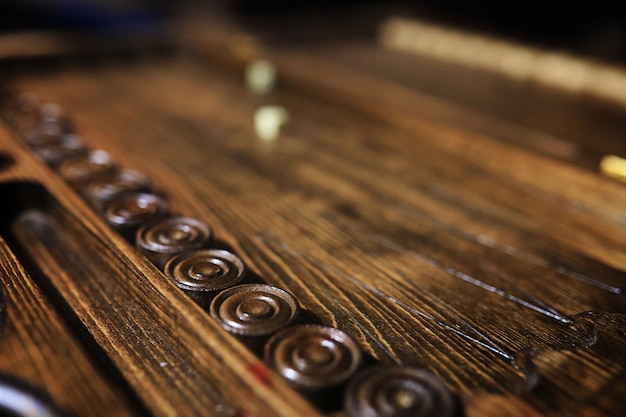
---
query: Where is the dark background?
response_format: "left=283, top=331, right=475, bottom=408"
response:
left=0, top=1, right=625, bottom=64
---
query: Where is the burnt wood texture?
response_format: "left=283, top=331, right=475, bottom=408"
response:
left=0, top=20, right=625, bottom=417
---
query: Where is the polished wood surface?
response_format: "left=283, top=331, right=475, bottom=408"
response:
left=1, top=21, right=625, bottom=416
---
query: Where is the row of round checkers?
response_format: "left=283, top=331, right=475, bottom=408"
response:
left=1, top=92, right=463, bottom=417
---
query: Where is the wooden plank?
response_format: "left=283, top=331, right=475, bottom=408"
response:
left=0, top=125, right=321, bottom=417
left=1, top=35, right=625, bottom=416
left=0, top=236, right=142, bottom=417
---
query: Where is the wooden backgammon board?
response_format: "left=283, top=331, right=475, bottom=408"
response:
left=0, top=15, right=625, bottom=417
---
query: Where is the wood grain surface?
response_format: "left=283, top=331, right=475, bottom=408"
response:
left=0, top=21, right=625, bottom=417
left=0, top=116, right=320, bottom=416
left=0, top=235, right=143, bottom=417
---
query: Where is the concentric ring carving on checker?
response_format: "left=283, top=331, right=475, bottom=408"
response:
left=58, top=149, right=116, bottom=187
left=344, top=366, right=459, bottom=417
left=136, top=216, right=213, bottom=269
left=104, top=192, right=170, bottom=240
left=23, top=117, right=72, bottom=147
left=210, top=283, right=300, bottom=338
left=30, top=133, right=87, bottom=166
left=165, top=249, right=246, bottom=308
left=264, top=324, right=362, bottom=391
left=84, top=168, right=151, bottom=209
left=2, top=93, right=465, bottom=416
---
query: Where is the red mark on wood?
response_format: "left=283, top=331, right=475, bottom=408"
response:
left=245, top=362, right=273, bottom=387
